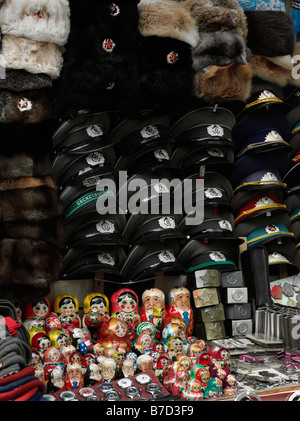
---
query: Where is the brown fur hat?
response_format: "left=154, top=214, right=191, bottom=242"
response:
left=249, top=54, right=296, bottom=87
left=0, top=153, right=52, bottom=179
left=0, top=186, right=63, bottom=223
left=138, top=0, right=200, bottom=47
left=0, top=238, right=63, bottom=304
left=194, top=62, right=253, bottom=104
left=0, top=89, right=52, bottom=124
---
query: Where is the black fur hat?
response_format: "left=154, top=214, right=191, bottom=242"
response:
left=245, top=10, right=295, bottom=57
left=137, top=35, right=194, bottom=111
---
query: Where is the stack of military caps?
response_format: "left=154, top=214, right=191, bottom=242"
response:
left=169, top=106, right=236, bottom=178
left=53, top=0, right=140, bottom=118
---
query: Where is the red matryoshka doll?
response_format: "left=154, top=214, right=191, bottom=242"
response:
left=172, top=369, right=190, bottom=397
left=23, top=298, right=50, bottom=330
left=135, top=333, right=154, bottom=353
left=196, top=352, right=212, bottom=367
left=181, top=379, right=203, bottom=401
left=177, top=355, right=192, bottom=371
left=163, top=361, right=185, bottom=392
left=153, top=341, right=166, bottom=355
left=82, top=353, right=96, bottom=373
left=44, top=313, right=62, bottom=334
left=166, top=286, right=194, bottom=336
left=203, top=377, right=223, bottom=399
left=43, top=347, right=64, bottom=372
left=99, top=317, right=131, bottom=353
left=209, top=363, right=227, bottom=381
left=29, top=328, right=51, bottom=359
left=154, top=353, right=171, bottom=382
left=53, top=294, right=81, bottom=330
left=110, top=288, right=140, bottom=340
left=209, top=346, right=230, bottom=371
left=191, top=364, right=210, bottom=390
left=223, top=374, right=237, bottom=396
left=187, top=342, right=205, bottom=360
left=167, top=335, right=185, bottom=361
left=82, top=292, right=110, bottom=330
left=69, top=350, right=82, bottom=365
left=49, top=329, right=69, bottom=350
left=65, top=362, right=84, bottom=390
left=93, top=342, right=105, bottom=358
left=140, top=288, right=166, bottom=338
left=29, top=349, right=42, bottom=368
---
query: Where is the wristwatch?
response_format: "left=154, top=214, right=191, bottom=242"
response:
left=86, top=395, right=102, bottom=401
left=43, top=394, right=56, bottom=401
left=79, top=387, right=95, bottom=399
left=145, top=382, right=167, bottom=399
left=105, top=390, right=121, bottom=401
left=60, top=391, right=77, bottom=401
left=98, top=383, right=115, bottom=394
left=125, top=386, right=141, bottom=400
left=135, top=373, right=152, bottom=385
left=117, top=378, right=134, bottom=389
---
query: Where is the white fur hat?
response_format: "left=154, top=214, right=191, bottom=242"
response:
left=0, top=35, right=64, bottom=79
left=0, top=0, right=70, bottom=46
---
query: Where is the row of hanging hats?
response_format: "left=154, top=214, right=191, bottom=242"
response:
left=0, top=0, right=71, bottom=304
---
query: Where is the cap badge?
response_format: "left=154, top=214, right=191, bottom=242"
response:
left=207, top=125, right=224, bottom=137
left=255, top=197, right=275, bottom=207
left=269, top=252, right=289, bottom=264
left=209, top=252, right=226, bottom=262
left=109, top=3, right=120, bottom=16
left=98, top=252, right=115, bottom=266
left=158, top=217, right=176, bottom=230
left=258, top=90, right=275, bottom=100
left=260, top=172, right=278, bottom=182
left=219, top=220, right=232, bottom=231
left=17, top=97, right=32, bottom=112
left=86, top=125, right=103, bottom=138
left=96, top=221, right=115, bottom=233
left=265, top=130, right=283, bottom=142
left=167, top=51, right=179, bottom=64
left=102, top=38, right=116, bottom=53
left=207, top=148, right=224, bottom=157
left=82, top=176, right=101, bottom=188
left=205, top=188, right=222, bottom=199
left=265, top=224, right=280, bottom=234
left=140, top=125, right=159, bottom=139
left=158, top=250, right=176, bottom=263
left=154, top=149, right=170, bottom=160
left=86, top=152, right=105, bottom=166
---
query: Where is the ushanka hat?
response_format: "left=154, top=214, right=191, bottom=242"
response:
left=0, top=69, right=52, bottom=92
left=0, top=35, right=64, bottom=79
left=0, top=0, right=71, bottom=46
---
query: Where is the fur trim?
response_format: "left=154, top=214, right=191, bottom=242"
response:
left=0, top=238, right=62, bottom=304
left=0, top=153, right=52, bottom=179
left=245, top=10, right=295, bottom=57
left=194, top=62, right=253, bottom=104
left=186, top=0, right=248, bottom=37
left=2, top=218, right=65, bottom=249
left=138, top=35, right=193, bottom=109
left=0, top=175, right=55, bottom=191
left=0, top=89, right=52, bottom=124
left=0, top=35, right=64, bottom=79
left=250, top=54, right=294, bottom=87
left=192, top=31, right=251, bottom=71
left=0, top=186, right=63, bottom=223
left=138, top=0, right=200, bottom=47
left=0, top=69, right=52, bottom=91
left=0, top=0, right=70, bottom=46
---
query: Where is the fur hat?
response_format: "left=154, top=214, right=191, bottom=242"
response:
left=194, top=62, right=253, bottom=104
left=0, top=89, right=52, bottom=124
left=0, top=238, right=62, bottom=304
left=138, top=0, right=200, bottom=47
left=192, top=31, right=251, bottom=71
left=138, top=35, right=194, bottom=110
left=0, top=0, right=71, bottom=46
left=0, top=153, right=52, bottom=179
left=53, top=21, right=140, bottom=116
left=0, top=69, right=52, bottom=91
left=186, top=0, right=248, bottom=37
left=245, top=10, right=295, bottom=57
left=0, top=186, right=63, bottom=223
left=0, top=35, right=64, bottom=79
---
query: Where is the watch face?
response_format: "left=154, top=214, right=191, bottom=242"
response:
left=105, top=391, right=121, bottom=401
left=99, top=383, right=115, bottom=394
left=125, top=386, right=141, bottom=399
left=145, top=383, right=161, bottom=394
left=60, top=391, right=76, bottom=401
left=117, top=378, right=134, bottom=389
left=135, top=373, right=152, bottom=385
left=86, top=395, right=102, bottom=401
left=79, top=387, right=94, bottom=398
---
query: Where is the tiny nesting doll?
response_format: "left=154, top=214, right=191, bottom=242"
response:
left=99, top=317, right=131, bottom=354
left=82, top=293, right=110, bottom=341
left=65, top=362, right=84, bottom=390
left=181, top=379, right=203, bottom=401
left=53, top=294, right=81, bottom=330
left=110, top=288, right=140, bottom=340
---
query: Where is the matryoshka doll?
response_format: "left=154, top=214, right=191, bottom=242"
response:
left=29, top=328, right=51, bottom=360
left=101, top=358, right=117, bottom=382
left=65, top=362, right=84, bottom=390
left=135, top=321, right=157, bottom=344
left=49, top=329, right=69, bottom=350
left=136, top=354, right=153, bottom=373
left=165, top=286, right=194, bottom=336
left=140, top=287, right=166, bottom=339
left=82, top=293, right=110, bottom=339
left=98, top=317, right=131, bottom=354
left=203, top=377, right=223, bottom=399
left=23, top=298, right=50, bottom=330
left=163, top=361, right=184, bottom=393
left=154, top=353, right=171, bottom=383
left=135, top=333, right=153, bottom=353
left=122, top=359, right=136, bottom=378
left=181, top=379, right=203, bottom=401
left=209, top=363, right=227, bottom=381
left=46, top=367, right=65, bottom=394
left=191, top=364, right=210, bottom=391
left=43, top=347, right=65, bottom=372
left=209, top=346, right=230, bottom=372
left=177, top=355, right=192, bottom=372
left=110, top=288, right=140, bottom=341
left=223, top=374, right=237, bottom=396
left=112, top=351, right=125, bottom=379
left=167, top=335, right=185, bottom=361
left=84, top=363, right=102, bottom=387
left=172, top=369, right=190, bottom=397
left=44, top=313, right=62, bottom=334
left=69, top=350, right=82, bottom=366
left=82, top=353, right=96, bottom=373
left=53, top=294, right=81, bottom=330
left=61, top=345, right=76, bottom=366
